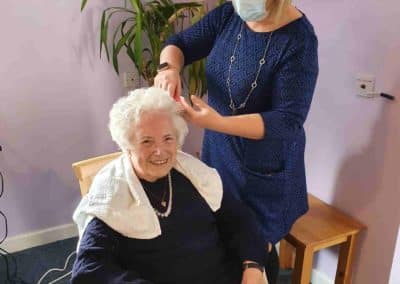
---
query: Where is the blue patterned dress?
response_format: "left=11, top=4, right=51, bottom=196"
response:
left=166, top=3, right=319, bottom=244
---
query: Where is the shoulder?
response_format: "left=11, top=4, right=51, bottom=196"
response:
left=80, top=217, right=122, bottom=248
left=208, top=2, right=235, bottom=18
left=176, top=151, right=220, bottom=177
left=88, top=155, right=128, bottom=198
left=281, top=15, right=318, bottom=47
left=94, top=155, right=125, bottom=179
left=91, top=155, right=125, bottom=185
left=204, top=2, right=236, bottom=31
left=175, top=151, right=223, bottom=211
left=85, top=217, right=117, bottom=236
left=274, top=15, right=318, bottom=65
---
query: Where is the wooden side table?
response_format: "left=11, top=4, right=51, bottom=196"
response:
left=279, top=194, right=366, bottom=284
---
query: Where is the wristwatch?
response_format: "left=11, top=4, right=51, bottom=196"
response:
left=242, top=262, right=264, bottom=273
left=157, top=62, right=170, bottom=72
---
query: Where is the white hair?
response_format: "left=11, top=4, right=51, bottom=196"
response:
left=109, top=87, right=188, bottom=151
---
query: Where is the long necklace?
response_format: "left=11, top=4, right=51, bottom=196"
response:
left=144, top=172, right=173, bottom=218
left=144, top=176, right=169, bottom=208
left=226, top=23, right=273, bottom=115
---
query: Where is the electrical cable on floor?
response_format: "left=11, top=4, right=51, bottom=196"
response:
left=48, top=270, right=72, bottom=284
left=36, top=250, right=76, bottom=284
left=0, top=146, right=76, bottom=284
left=0, top=150, right=30, bottom=284
left=0, top=247, right=30, bottom=284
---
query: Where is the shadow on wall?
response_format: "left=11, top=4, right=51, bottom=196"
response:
left=331, top=101, right=399, bottom=284
left=0, top=143, right=80, bottom=236
left=73, top=0, right=144, bottom=80
left=72, top=3, right=97, bottom=70
left=183, top=124, right=204, bottom=158
left=73, top=0, right=117, bottom=70
left=182, top=95, right=208, bottom=157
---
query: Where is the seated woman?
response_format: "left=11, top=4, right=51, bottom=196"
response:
left=71, top=87, right=268, bottom=284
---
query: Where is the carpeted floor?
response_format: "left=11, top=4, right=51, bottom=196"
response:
left=0, top=237, right=293, bottom=284
left=0, top=237, right=78, bottom=284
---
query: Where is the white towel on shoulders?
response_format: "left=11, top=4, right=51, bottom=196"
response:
left=73, top=151, right=223, bottom=242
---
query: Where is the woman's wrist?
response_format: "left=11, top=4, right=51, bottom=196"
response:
left=242, top=261, right=264, bottom=273
left=157, top=62, right=181, bottom=74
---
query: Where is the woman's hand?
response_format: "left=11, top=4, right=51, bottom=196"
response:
left=154, top=68, right=182, bottom=101
left=179, top=95, right=265, bottom=140
left=241, top=267, right=266, bottom=284
left=178, top=95, right=223, bottom=129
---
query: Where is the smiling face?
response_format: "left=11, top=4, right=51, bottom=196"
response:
left=128, top=111, right=178, bottom=182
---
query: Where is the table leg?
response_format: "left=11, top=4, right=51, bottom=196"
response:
left=279, top=239, right=295, bottom=269
left=335, top=234, right=357, bottom=284
left=292, top=245, right=314, bottom=284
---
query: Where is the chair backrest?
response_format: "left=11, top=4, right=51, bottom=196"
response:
left=72, top=152, right=122, bottom=196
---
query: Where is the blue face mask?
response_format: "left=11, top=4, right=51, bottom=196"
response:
left=232, top=0, right=268, bottom=22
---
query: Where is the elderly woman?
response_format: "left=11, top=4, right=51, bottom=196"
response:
left=71, top=87, right=268, bottom=284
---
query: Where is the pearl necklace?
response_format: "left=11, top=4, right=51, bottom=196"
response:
left=226, top=23, right=273, bottom=115
left=144, top=177, right=169, bottom=207
left=151, top=172, right=173, bottom=218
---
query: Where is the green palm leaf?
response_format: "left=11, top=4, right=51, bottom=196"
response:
left=82, top=0, right=213, bottom=96
left=112, top=20, right=135, bottom=74
left=81, top=0, right=87, bottom=11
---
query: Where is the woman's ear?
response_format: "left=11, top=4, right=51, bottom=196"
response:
left=126, top=149, right=133, bottom=157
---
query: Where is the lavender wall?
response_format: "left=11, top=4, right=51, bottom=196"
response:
left=0, top=0, right=125, bottom=236
left=295, top=1, right=400, bottom=283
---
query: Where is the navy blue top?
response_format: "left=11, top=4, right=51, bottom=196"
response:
left=71, top=169, right=265, bottom=284
left=165, top=3, right=319, bottom=243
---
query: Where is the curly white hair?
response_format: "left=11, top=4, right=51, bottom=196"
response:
left=108, top=87, right=188, bottom=151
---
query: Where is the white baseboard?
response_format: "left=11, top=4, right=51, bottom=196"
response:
left=1, top=223, right=78, bottom=253
left=311, top=269, right=334, bottom=284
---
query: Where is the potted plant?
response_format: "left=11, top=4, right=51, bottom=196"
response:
left=81, top=0, right=214, bottom=97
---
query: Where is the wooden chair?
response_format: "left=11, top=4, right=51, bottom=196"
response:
left=279, top=194, right=366, bottom=284
left=72, top=152, right=122, bottom=196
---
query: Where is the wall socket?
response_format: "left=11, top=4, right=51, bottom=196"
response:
left=356, top=74, right=375, bottom=95
left=123, top=72, right=137, bottom=89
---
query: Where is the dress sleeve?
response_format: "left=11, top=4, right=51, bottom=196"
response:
left=260, top=32, right=319, bottom=140
left=164, top=3, right=234, bottom=66
left=71, top=218, right=153, bottom=284
left=214, top=190, right=265, bottom=265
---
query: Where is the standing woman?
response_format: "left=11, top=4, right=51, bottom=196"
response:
left=154, top=1, right=318, bottom=283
